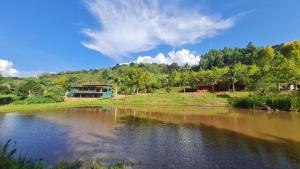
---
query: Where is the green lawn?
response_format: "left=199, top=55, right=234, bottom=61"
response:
left=0, top=91, right=249, bottom=113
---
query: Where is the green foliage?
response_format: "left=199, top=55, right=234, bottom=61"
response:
left=228, top=95, right=265, bottom=108
left=122, top=66, right=157, bottom=93
left=0, top=139, right=44, bottom=169
left=229, top=94, right=300, bottom=112
left=0, top=95, right=20, bottom=105
left=265, top=95, right=291, bottom=111
left=169, top=70, right=181, bottom=86
left=0, top=40, right=300, bottom=109
left=53, top=75, right=72, bottom=90
left=280, top=40, right=300, bottom=64
left=43, top=85, right=65, bottom=102
left=0, top=82, right=11, bottom=94
left=13, top=96, right=61, bottom=105
left=291, top=96, right=300, bottom=112
left=165, top=87, right=171, bottom=93
left=17, top=79, right=44, bottom=98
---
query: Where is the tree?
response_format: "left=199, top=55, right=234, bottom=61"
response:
left=245, top=42, right=257, bottom=64
left=212, top=67, right=229, bottom=91
left=102, top=70, right=110, bottom=83
left=244, top=64, right=259, bottom=90
left=18, top=79, right=44, bottom=98
left=256, top=47, right=275, bottom=93
left=123, top=67, right=139, bottom=93
left=137, top=71, right=152, bottom=93
left=0, top=82, right=11, bottom=94
left=123, top=67, right=154, bottom=94
left=229, top=63, right=247, bottom=92
left=113, top=77, right=121, bottom=97
left=53, top=75, right=71, bottom=90
left=280, top=41, right=300, bottom=65
left=180, top=71, right=192, bottom=93
left=167, top=63, right=180, bottom=72
left=280, top=41, right=300, bottom=89
left=198, top=69, right=215, bottom=91
left=169, top=70, right=181, bottom=86
left=43, top=85, right=65, bottom=101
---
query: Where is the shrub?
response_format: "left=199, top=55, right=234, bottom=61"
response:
left=228, top=94, right=265, bottom=108
left=165, top=87, right=171, bottom=93
left=0, top=95, right=19, bottom=105
left=13, top=96, right=61, bottom=105
left=43, top=85, right=65, bottom=102
left=291, top=96, right=300, bottom=112
left=265, top=95, right=291, bottom=111
left=229, top=94, right=300, bottom=112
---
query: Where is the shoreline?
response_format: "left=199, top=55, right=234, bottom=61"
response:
left=0, top=92, right=230, bottom=113
left=1, top=92, right=297, bottom=114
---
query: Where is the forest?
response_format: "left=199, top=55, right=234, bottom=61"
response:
left=0, top=40, right=300, bottom=111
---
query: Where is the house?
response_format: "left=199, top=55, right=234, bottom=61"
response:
left=69, top=84, right=113, bottom=99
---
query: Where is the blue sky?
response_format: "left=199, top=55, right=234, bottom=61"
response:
left=0, top=0, right=299, bottom=77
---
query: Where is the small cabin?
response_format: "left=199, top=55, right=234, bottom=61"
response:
left=69, top=84, right=113, bottom=99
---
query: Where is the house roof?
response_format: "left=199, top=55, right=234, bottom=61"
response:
left=71, top=84, right=112, bottom=88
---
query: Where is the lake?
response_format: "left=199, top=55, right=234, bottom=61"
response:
left=0, top=106, right=300, bottom=169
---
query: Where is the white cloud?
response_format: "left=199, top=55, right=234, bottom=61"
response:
left=0, top=59, right=19, bottom=77
left=82, top=0, right=233, bottom=61
left=134, top=49, right=200, bottom=66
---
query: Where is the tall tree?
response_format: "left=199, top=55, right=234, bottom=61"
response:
left=169, top=70, right=181, bottom=86
left=256, top=47, right=275, bottom=93
left=280, top=40, right=300, bottom=64
left=212, top=67, right=229, bottom=91
left=18, top=79, right=44, bottom=98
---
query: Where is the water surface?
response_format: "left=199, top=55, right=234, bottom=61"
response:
left=0, top=106, right=300, bottom=169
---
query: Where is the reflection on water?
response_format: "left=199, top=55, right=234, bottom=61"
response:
left=0, top=106, right=300, bottom=169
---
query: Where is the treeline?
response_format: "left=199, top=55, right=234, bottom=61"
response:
left=196, top=41, right=300, bottom=93
left=0, top=40, right=299, bottom=105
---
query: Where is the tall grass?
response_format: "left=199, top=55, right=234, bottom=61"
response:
left=229, top=94, right=300, bottom=112
left=0, top=140, right=125, bottom=169
left=291, top=96, right=300, bottom=112
left=0, top=139, right=44, bottom=169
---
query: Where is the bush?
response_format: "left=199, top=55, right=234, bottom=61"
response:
left=165, top=87, right=171, bottom=93
left=229, top=94, right=300, bottom=112
left=43, top=85, right=65, bottom=102
left=0, top=95, right=19, bottom=105
left=13, top=96, right=61, bottom=105
left=265, top=95, right=291, bottom=111
left=228, top=94, right=265, bottom=108
left=291, top=96, right=300, bottom=112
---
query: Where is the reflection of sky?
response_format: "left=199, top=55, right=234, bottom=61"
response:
left=0, top=113, right=71, bottom=164
left=0, top=107, right=300, bottom=168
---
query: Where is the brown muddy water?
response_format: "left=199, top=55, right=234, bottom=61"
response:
left=0, top=106, right=300, bottom=169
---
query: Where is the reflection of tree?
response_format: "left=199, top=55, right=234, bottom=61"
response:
left=5, top=106, right=299, bottom=168
left=199, top=125, right=300, bottom=169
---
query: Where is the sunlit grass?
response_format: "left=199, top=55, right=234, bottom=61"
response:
left=0, top=89, right=249, bottom=113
